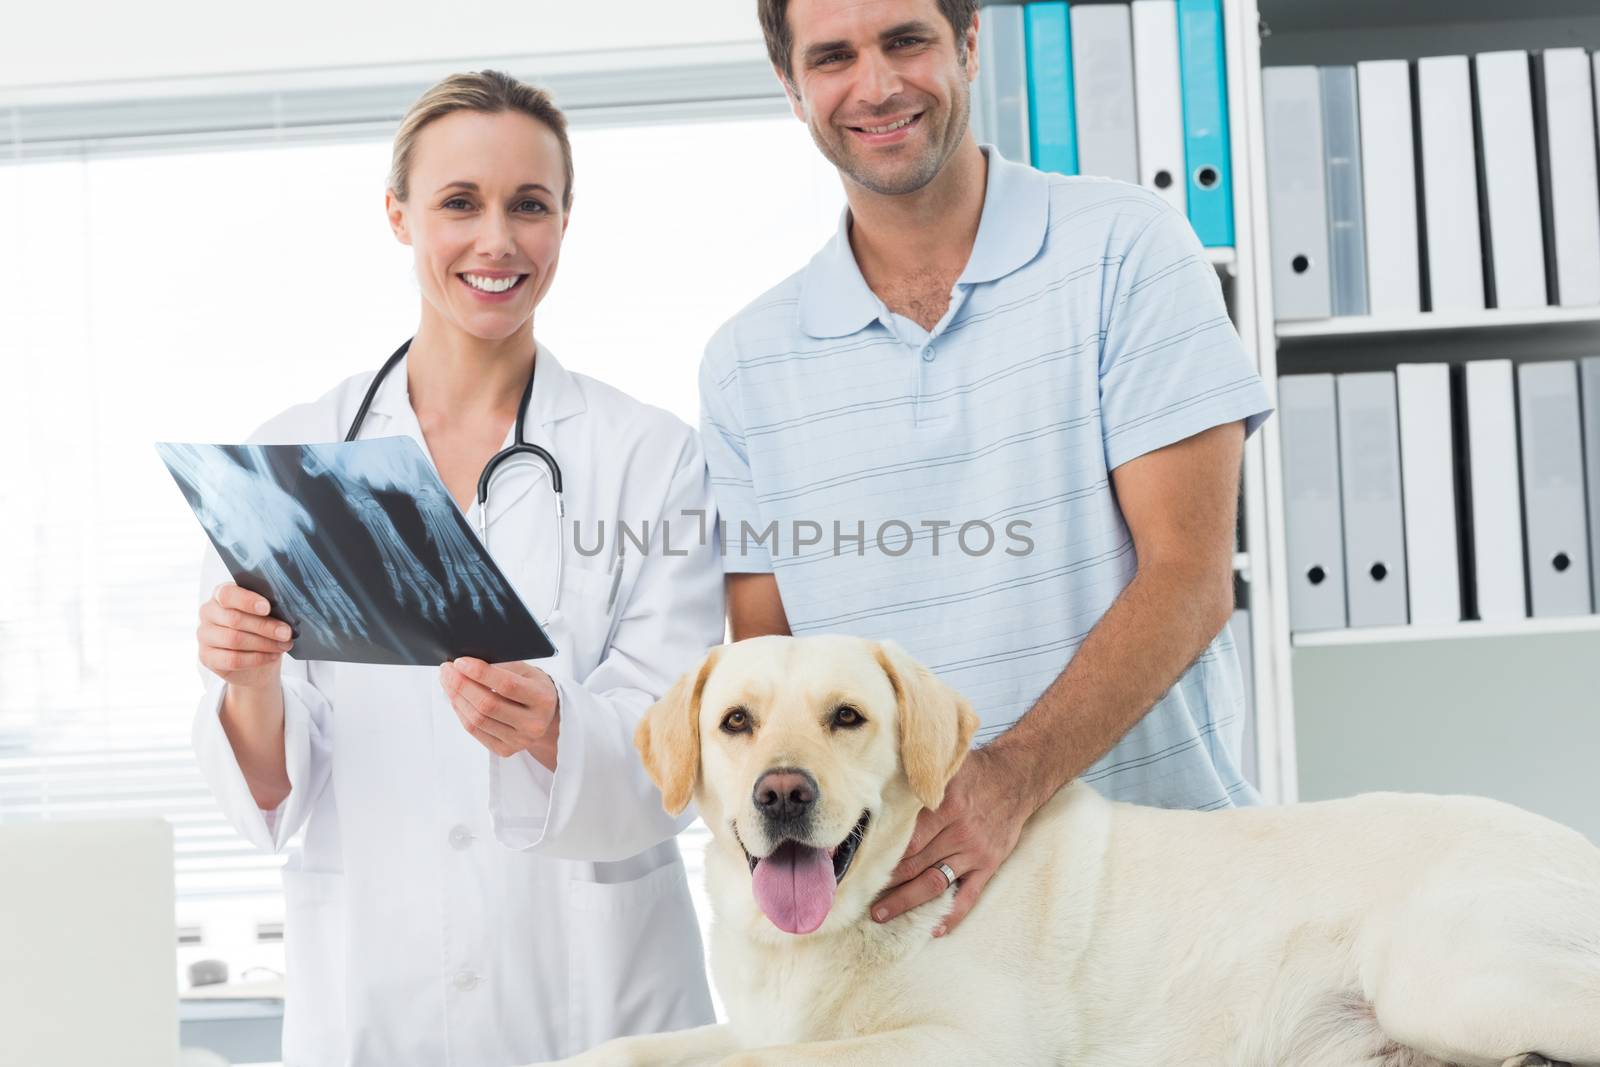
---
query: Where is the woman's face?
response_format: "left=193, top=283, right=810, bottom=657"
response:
left=387, top=109, right=569, bottom=342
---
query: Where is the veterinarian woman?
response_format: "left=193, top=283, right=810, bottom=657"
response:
left=189, top=71, right=718, bottom=1066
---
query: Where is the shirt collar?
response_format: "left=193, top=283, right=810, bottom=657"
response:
left=796, top=146, right=1052, bottom=339
left=359, top=340, right=583, bottom=528
left=366, top=340, right=586, bottom=430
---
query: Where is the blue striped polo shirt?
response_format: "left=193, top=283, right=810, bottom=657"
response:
left=698, top=148, right=1274, bottom=810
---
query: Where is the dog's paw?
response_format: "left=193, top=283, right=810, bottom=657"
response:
left=1500, top=1056, right=1573, bottom=1067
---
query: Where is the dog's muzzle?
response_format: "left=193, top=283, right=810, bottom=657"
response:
left=752, top=767, right=817, bottom=836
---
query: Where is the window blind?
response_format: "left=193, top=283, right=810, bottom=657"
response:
left=0, top=102, right=842, bottom=966
left=1, top=45, right=786, bottom=163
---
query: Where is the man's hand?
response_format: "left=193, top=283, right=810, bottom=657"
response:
left=870, top=746, right=1039, bottom=937
left=439, top=658, right=560, bottom=769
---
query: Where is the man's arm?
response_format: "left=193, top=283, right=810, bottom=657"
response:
left=873, top=419, right=1244, bottom=932
left=983, top=418, right=1242, bottom=809
left=727, top=573, right=792, bottom=641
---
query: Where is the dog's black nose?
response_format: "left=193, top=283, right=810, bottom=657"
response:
left=753, top=768, right=817, bottom=825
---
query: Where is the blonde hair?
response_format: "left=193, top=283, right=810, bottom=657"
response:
left=387, top=69, right=573, bottom=210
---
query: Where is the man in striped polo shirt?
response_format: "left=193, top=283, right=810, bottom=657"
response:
left=699, top=0, right=1273, bottom=935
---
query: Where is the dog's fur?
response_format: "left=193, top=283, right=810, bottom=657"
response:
left=545, top=635, right=1600, bottom=1066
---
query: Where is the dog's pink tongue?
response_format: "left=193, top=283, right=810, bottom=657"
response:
left=752, top=841, right=836, bottom=934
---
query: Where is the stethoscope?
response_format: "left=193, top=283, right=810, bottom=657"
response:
left=345, top=338, right=569, bottom=618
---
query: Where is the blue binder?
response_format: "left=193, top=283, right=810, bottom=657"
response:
left=1025, top=1, right=1077, bottom=174
left=1176, top=0, right=1234, bottom=246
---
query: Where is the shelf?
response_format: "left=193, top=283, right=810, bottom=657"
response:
left=1205, top=247, right=1237, bottom=277
left=1292, top=614, right=1600, bottom=648
left=1259, top=0, right=1599, bottom=34
left=1274, top=304, right=1600, bottom=343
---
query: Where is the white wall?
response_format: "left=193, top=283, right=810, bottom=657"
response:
left=1293, top=633, right=1600, bottom=843
left=2, top=0, right=765, bottom=92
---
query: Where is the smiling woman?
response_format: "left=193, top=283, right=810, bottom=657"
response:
left=382, top=75, right=574, bottom=427
left=5, top=34, right=894, bottom=1065
left=185, top=69, right=732, bottom=1066
left=0, top=104, right=843, bottom=1036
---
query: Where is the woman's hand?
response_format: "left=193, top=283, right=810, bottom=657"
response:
left=440, top=659, right=561, bottom=769
left=198, top=583, right=294, bottom=691
left=201, top=583, right=294, bottom=809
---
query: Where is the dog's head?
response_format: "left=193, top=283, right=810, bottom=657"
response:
left=635, top=635, right=978, bottom=939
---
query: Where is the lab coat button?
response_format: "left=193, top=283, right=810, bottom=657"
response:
left=448, top=825, right=473, bottom=850
left=921, top=346, right=935, bottom=362
left=453, top=971, right=480, bottom=992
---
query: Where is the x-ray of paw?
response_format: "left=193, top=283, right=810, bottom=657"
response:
left=157, top=438, right=555, bottom=666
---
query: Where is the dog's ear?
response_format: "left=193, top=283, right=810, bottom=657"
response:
left=635, top=646, right=721, bottom=816
left=874, top=640, right=978, bottom=811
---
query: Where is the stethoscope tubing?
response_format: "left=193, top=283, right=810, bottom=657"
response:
left=345, top=337, right=567, bottom=619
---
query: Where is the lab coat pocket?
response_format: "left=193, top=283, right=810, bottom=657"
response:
left=544, top=565, right=618, bottom=683
left=281, top=866, right=348, bottom=1066
left=564, top=858, right=713, bottom=1056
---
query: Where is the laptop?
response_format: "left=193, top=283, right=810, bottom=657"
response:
left=0, top=818, right=177, bottom=1066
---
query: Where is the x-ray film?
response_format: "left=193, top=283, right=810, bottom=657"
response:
left=158, top=437, right=556, bottom=666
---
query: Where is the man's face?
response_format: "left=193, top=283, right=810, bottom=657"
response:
left=782, top=0, right=978, bottom=197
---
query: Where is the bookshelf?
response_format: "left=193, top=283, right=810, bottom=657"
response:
left=1293, top=614, right=1600, bottom=647
left=974, top=0, right=1282, bottom=801
left=1206, top=246, right=1239, bottom=273
left=974, top=1, right=1599, bottom=824
left=1244, top=0, right=1600, bottom=837
left=1275, top=304, right=1600, bottom=341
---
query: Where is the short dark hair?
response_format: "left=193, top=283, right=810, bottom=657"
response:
left=757, top=0, right=980, bottom=87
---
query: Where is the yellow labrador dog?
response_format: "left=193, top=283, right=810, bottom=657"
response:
left=545, top=635, right=1600, bottom=1067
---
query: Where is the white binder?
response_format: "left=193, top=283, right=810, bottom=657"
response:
left=1462, top=360, right=1527, bottom=621
left=1337, top=372, right=1410, bottom=627
left=1071, top=2, right=1139, bottom=182
left=1322, top=66, right=1369, bottom=317
left=970, top=63, right=992, bottom=148
left=1263, top=66, right=1331, bottom=321
left=1516, top=361, right=1594, bottom=616
left=1280, top=374, right=1347, bottom=631
left=1358, top=60, right=1422, bottom=317
left=1582, top=356, right=1600, bottom=612
left=1228, top=606, right=1256, bottom=787
left=1132, top=0, right=1186, bottom=213
left=1396, top=363, right=1462, bottom=624
left=1417, top=56, right=1486, bottom=312
left=1474, top=51, right=1549, bottom=309
left=979, top=4, right=1030, bottom=164
left=1534, top=49, right=1600, bottom=307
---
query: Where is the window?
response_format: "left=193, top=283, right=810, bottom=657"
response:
left=0, top=114, right=842, bottom=986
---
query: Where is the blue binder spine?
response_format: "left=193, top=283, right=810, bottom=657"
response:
left=1025, top=1, right=1077, bottom=174
left=1176, top=0, right=1234, bottom=246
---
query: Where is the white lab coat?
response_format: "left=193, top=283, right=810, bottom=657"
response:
left=191, top=344, right=721, bottom=1066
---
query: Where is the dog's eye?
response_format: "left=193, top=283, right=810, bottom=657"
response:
left=831, top=705, right=865, bottom=729
left=720, top=708, right=752, bottom=734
